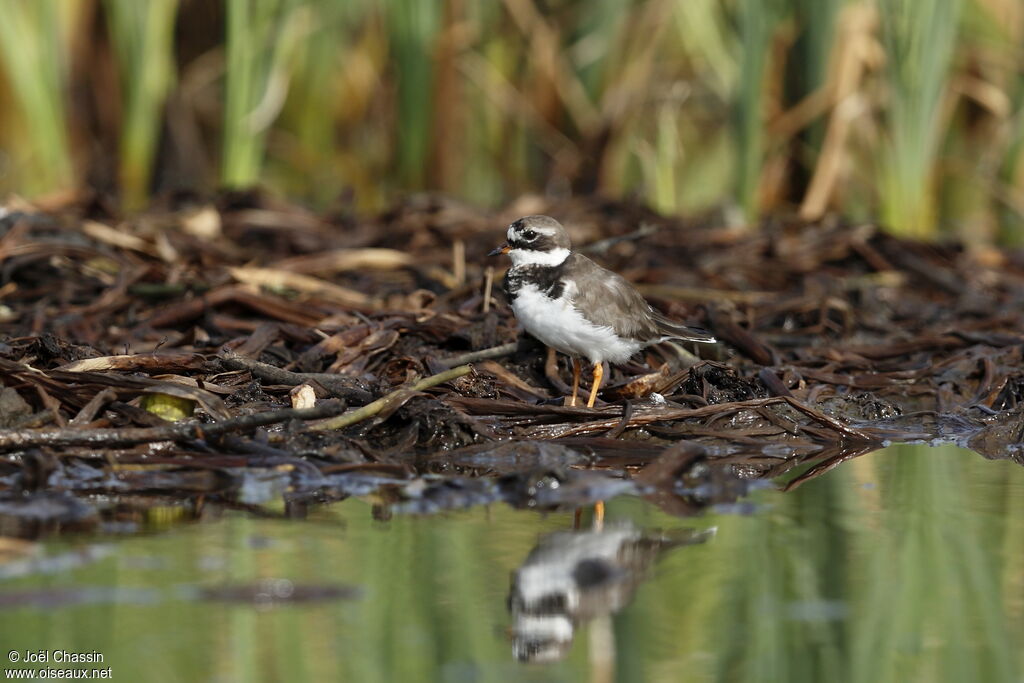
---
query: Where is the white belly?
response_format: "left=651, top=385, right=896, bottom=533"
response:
left=511, top=283, right=642, bottom=364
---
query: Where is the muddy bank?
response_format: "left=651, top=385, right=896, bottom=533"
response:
left=0, top=192, right=1022, bottom=535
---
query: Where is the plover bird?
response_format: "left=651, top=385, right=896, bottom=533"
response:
left=491, top=215, right=715, bottom=407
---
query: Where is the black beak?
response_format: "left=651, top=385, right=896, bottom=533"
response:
left=489, top=243, right=511, bottom=256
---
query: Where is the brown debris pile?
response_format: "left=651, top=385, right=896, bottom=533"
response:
left=1, top=192, right=1022, bottom=533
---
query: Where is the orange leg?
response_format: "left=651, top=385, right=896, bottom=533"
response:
left=588, top=363, right=607, bottom=525
left=565, top=363, right=606, bottom=528
left=586, top=361, right=604, bottom=408
left=569, top=358, right=581, bottom=407
left=574, top=503, right=604, bottom=530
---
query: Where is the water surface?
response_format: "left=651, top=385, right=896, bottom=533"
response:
left=1, top=443, right=1022, bottom=682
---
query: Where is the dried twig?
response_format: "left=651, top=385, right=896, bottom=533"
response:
left=312, top=365, right=473, bottom=431
left=456, top=395, right=877, bottom=442
left=220, top=354, right=373, bottom=404
left=0, top=402, right=348, bottom=452
left=70, top=389, right=118, bottom=426
left=482, top=266, right=495, bottom=314
left=438, top=341, right=519, bottom=368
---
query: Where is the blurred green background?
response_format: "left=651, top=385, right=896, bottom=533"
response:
left=0, top=0, right=1022, bottom=243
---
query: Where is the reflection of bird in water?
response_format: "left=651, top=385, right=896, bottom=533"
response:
left=508, top=522, right=715, bottom=663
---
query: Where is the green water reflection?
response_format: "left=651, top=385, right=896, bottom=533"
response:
left=1, top=443, right=1022, bottom=682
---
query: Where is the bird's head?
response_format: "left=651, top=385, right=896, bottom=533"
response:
left=490, top=215, right=572, bottom=267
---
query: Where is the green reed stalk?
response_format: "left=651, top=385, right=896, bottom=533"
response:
left=734, top=0, right=785, bottom=220
left=224, top=0, right=260, bottom=187
left=998, top=84, right=1024, bottom=246
left=668, top=0, right=738, bottom=215
left=388, top=0, right=441, bottom=189
left=572, top=0, right=634, bottom=100
left=652, top=104, right=681, bottom=214
left=878, top=0, right=963, bottom=238
left=787, top=0, right=844, bottom=154
left=0, top=0, right=72, bottom=196
left=223, top=0, right=308, bottom=188
left=276, top=2, right=362, bottom=204
left=105, top=0, right=178, bottom=210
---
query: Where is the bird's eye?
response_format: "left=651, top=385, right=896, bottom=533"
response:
left=522, top=229, right=537, bottom=240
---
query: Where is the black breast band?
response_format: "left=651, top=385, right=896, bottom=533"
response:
left=505, top=263, right=566, bottom=301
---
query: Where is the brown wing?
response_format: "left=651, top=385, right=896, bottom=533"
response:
left=567, top=253, right=716, bottom=343
left=566, top=253, right=662, bottom=342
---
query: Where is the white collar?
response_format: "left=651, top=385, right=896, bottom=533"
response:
left=509, top=247, right=570, bottom=267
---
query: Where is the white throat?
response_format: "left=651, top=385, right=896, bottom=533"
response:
left=509, top=247, right=570, bottom=267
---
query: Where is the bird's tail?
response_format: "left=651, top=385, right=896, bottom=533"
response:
left=652, top=312, right=716, bottom=343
